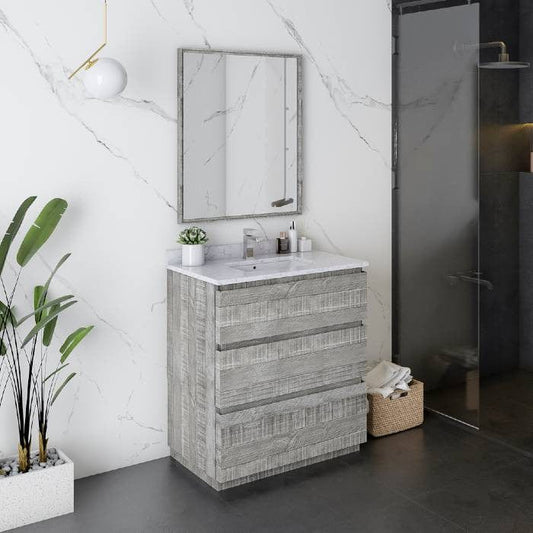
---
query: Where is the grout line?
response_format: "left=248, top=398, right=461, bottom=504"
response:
left=431, top=411, right=533, bottom=460
left=386, top=487, right=468, bottom=531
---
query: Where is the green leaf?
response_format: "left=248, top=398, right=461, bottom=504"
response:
left=0, top=301, right=9, bottom=329
left=51, top=372, right=76, bottom=406
left=0, top=301, right=16, bottom=329
left=44, top=363, right=69, bottom=383
left=34, top=286, right=45, bottom=323
left=36, top=253, right=71, bottom=310
left=43, top=304, right=59, bottom=347
left=21, top=301, right=77, bottom=348
left=60, top=326, right=94, bottom=363
left=16, top=198, right=68, bottom=267
left=0, top=196, right=36, bottom=277
left=178, top=226, right=208, bottom=245
left=0, top=339, right=6, bottom=356
left=18, top=295, right=74, bottom=327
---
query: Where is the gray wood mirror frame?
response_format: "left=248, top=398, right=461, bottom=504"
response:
left=178, top=49, right=303, bottom=223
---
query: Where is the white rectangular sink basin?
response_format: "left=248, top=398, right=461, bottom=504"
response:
left=226, top=256, right=312, bottom=274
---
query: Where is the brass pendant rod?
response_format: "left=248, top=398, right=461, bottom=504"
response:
left=68, top=0, right=108, bottom=80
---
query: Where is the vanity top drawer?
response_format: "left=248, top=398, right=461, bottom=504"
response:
left=216, top=326, right=367, bottom=412
left=216, top=272, right=367, bottom=306
left=215, top=273, right=367, bottom=350
left=215, top=382, right=368, bottom=484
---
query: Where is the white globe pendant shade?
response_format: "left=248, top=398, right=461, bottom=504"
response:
left=82, top=57, right=127, bottom=99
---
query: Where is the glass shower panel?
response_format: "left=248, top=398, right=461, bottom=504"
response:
left=395, top=3, right=480, bottom=427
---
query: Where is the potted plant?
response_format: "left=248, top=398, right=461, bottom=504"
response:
left=178, top=226, right=208, bottom=267
left=0, top=197, right=94, bottom=531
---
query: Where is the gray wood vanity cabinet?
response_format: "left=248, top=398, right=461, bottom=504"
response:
left=167, top=268, right=368, bottom=490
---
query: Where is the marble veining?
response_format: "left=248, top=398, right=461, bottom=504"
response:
left=0, top=0, right=390, bottom=479
left=267, top=0, right=391, bottom=167
left=0, top=8, right=177, bottom=214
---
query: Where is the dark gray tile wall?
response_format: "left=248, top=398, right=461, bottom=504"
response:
left=479, top=0, right=533, bottom=378
left=480, top=172, right=519, bottom=376
left=520, top=0, right=533, bottom=124
left=480, top=0, right=529, bottom=173
left=519, top=172, right=533, bottom=370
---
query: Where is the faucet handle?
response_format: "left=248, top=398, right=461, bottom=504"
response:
left=243, top=228, right=258, bottom=236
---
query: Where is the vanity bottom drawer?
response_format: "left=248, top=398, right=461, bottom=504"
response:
left=215, top=383, right=367, bottom=484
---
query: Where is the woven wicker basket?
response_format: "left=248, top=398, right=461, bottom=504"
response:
left=367, top=380, right=424, bottom=437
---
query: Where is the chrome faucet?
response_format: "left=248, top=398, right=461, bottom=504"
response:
left=243, top=228, right=261, bottom=259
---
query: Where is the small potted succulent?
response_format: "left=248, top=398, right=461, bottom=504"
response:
left=178, top=226, right=208, bottom=267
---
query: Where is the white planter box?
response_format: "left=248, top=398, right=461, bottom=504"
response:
left=0, top=449, right=74, bottom=532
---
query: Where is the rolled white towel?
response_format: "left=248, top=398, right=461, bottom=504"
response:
left=365, top=361, right=412, bottom=399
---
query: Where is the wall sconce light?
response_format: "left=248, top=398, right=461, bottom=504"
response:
left=69, top=0, right=127, bottom=99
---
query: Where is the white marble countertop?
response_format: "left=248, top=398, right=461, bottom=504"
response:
left=167, top=251, right=369, bottom=286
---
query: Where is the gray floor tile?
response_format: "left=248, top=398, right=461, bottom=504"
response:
left=414, top=479, right=533, bottom=532
left=332, top=500, right=465, bottom=533
left=12, top=413, right=533, bottom=533
left=480, top=370, right=533, bottom=454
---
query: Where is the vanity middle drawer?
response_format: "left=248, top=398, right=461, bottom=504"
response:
left=216, top=326, right=366, bottom=411
left=215, top=272, right=367, bottom=350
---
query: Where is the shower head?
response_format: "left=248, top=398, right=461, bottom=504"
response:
left=479, top=58, right=530, bottom=70
left=478, top=46, right=530, bottom=70
left=271, top=197, right=294, bottom=208
left=456, top=41, right=530, bottom=70
left=479, top=61, right=530, bottom=69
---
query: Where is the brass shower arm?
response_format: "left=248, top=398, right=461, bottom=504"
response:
left=478, top=41, right=507, bottom=54
left=68, top=0, right=108, bottom=80
left=479, top=41, right=508, bottom=60
left=457, top=41, right=510, bottom=61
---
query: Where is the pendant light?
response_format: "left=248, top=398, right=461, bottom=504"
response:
left=69, top=0, right=127, bottom=99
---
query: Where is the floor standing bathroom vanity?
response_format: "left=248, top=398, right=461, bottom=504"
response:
left=167, top=251, right=369, bottom=490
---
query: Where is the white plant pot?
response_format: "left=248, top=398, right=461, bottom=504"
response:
left=181, top=244, right=205, bottom=267
left=0, top=449, right=74, bottom=531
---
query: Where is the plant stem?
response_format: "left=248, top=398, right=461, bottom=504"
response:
left=18, top=443, right=30, bottom=473
left=39, top=431, right=48, bottom=463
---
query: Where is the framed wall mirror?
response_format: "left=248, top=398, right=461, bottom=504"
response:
left=178, top=49, right=303, bottom=222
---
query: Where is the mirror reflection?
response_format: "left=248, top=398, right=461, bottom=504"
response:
left=179, top=50, right=302, bottom=222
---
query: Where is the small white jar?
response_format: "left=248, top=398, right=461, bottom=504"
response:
left=181, top=244, right=205, bottom=267
left=297, top=236, right=313, bottom=252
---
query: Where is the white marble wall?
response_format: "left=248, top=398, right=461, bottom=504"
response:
left=0, top=0, right=391, bottom=478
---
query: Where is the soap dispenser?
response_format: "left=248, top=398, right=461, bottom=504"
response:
left=288, top=221, right=298, bottom=253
